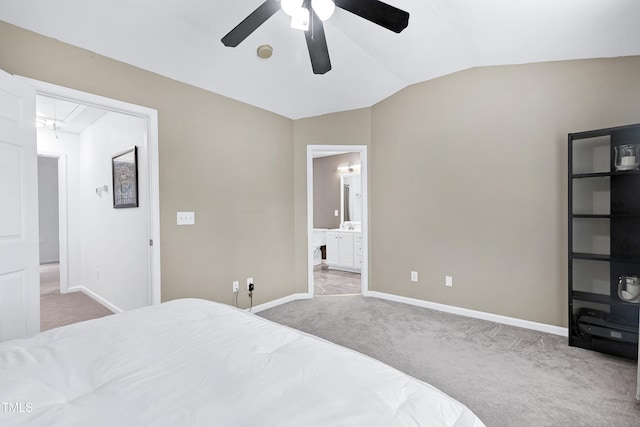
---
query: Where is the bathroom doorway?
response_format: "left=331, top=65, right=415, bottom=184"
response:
left=307, top=145, right=368, bottom=297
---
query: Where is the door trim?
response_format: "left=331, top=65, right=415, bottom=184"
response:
left=306, top=145, right=369, bottom=297
left=37, top=152, right=68, bottom=293
left=22, top=77, right=162, bottom=306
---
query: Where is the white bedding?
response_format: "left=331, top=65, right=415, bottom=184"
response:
left=0, top=299, right=484, bottom=426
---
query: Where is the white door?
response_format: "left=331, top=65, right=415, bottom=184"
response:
left=0, top=69, right=39, bottom=341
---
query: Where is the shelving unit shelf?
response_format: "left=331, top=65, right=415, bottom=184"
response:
left=568, top=123, right=640, bottom=360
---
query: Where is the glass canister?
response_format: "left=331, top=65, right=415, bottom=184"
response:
left=618, top=275, right=640, bottom=303
left=614, top=144, right=639, bottom=171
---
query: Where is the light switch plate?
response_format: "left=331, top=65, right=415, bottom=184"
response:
left=334, top=210, right=339, bottom=217
left=177, top=212, right=195, bottom=225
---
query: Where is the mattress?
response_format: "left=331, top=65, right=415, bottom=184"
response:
left=0, top=298, right=484, bottom=426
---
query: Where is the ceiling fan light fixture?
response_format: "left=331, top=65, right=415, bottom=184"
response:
left=281, top=0, right=303, bottom=17
left=311, top=0, right=335, bottom=21
left=290, top=7, right=310, bottom=31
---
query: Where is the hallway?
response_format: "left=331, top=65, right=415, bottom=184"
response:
left=40, top=263, right=113, bottom=331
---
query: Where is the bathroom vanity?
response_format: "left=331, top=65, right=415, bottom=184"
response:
left=326, top=229, right=362, bottom=272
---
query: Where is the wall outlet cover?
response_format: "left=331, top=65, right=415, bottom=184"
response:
left=232, top=281, right=239, bottom=293
left=177, top=211, right=195, bottom=225
left=410, top=271, right=418, bottom=282
left=446, top=276, right=453, bottom=287
left=246, top=277, right=254, bottom=290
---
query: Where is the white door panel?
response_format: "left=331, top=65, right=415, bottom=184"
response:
left=0, top=69, right=39, bottom=341
left=0, top=141, right=22, bottom=238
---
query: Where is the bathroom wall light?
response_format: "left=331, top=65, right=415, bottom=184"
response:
left=337, top=164, right=361, bottom=172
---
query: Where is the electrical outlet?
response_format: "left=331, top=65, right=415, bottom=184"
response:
left=334, top=210, right=339, bottom=217
left=445, top=276, right=453, bottom=287
left=232, top=281, right=239, bottom=293
left=247, top=277, right=254, bottom=290
left=410, top=271, right=418, bottom=282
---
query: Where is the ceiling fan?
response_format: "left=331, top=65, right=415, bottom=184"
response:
left=221, top=0, right=410, bottom=75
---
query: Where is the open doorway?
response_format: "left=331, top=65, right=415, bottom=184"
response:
left=27, top=78, right=161, bottom=330
left=36, top=154, right=110, bottom=331
left=307, top=145, right=369, bottom=297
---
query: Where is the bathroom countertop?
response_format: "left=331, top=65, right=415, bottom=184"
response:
left=328, top=228, right=361, bottom=233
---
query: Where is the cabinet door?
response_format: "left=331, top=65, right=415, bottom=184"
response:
left=326, top=233, right=340, bottom=265
left=355, top=255, right=363, bottom=269
left=339, top=234, right=354, bottom=267
left=354, top=239, right=363, bottom=256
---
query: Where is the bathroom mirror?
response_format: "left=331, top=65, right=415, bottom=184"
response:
left=340, top=173, right=362, bottom=225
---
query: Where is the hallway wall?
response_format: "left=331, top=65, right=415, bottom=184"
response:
left=78, top=112, right=149, bottom=311
left=37, top=128, right=82, bottom=287
left=37, top=156, right=59, bottom=263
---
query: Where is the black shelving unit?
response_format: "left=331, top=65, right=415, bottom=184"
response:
left=568, top=123, right=640, bottom=360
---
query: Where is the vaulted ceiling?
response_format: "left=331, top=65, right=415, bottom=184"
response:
left=1, top=0, right=639, bottom=119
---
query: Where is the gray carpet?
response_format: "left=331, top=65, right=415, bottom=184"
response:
left=258, top=295, right=640, bottom=427
left=40, top=263, right=114, bottom=331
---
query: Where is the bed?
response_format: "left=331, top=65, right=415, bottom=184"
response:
left=0, top=298, right=484, bottom=426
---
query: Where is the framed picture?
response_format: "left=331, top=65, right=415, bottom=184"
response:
left=112, top=146, right=138, bottom=208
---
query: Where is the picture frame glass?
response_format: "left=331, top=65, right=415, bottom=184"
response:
left=112, top=146, right=138, bottom=208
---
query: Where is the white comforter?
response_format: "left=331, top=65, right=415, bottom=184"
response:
left=0, top=299, right=484, bottom=426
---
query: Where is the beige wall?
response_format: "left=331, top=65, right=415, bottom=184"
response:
left=4, top=20, right=640, bottom=328
left=370, top=57, right=640, bottom=327
left=313, top=152, right=361, bottom=229
left=0, top=21, right=295, bottom=308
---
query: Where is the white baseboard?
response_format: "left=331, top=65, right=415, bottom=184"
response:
left=250, top=293, right=311, bottom=313
left=367, top=291, right=568, bottom=337
left=67, top=286, right=124, bottom=314
left=245, top=289, right=568, bottom=337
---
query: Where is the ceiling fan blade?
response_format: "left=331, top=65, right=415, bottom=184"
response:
left=305, top=10, right=332, bottom=74
left=334, top=0, right=409, bottom=33
left=221, top=0, right=281, bottom=47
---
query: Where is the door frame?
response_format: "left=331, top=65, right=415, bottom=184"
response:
left=22, top=77, right=162, bottom=306
left=306, top=145, right=369, bottom=297
left=37, top=152, right=69, bottom=293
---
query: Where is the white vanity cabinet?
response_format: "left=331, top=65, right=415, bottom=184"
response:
left=326, top=230, right=361, bottom=272
left=354, top=234, right=363, bottom=269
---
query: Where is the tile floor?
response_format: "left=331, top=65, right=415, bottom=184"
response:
left=313, top=262, right=361, bottom=296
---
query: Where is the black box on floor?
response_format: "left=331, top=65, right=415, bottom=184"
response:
left=576, top=308, right=638, bottom=359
